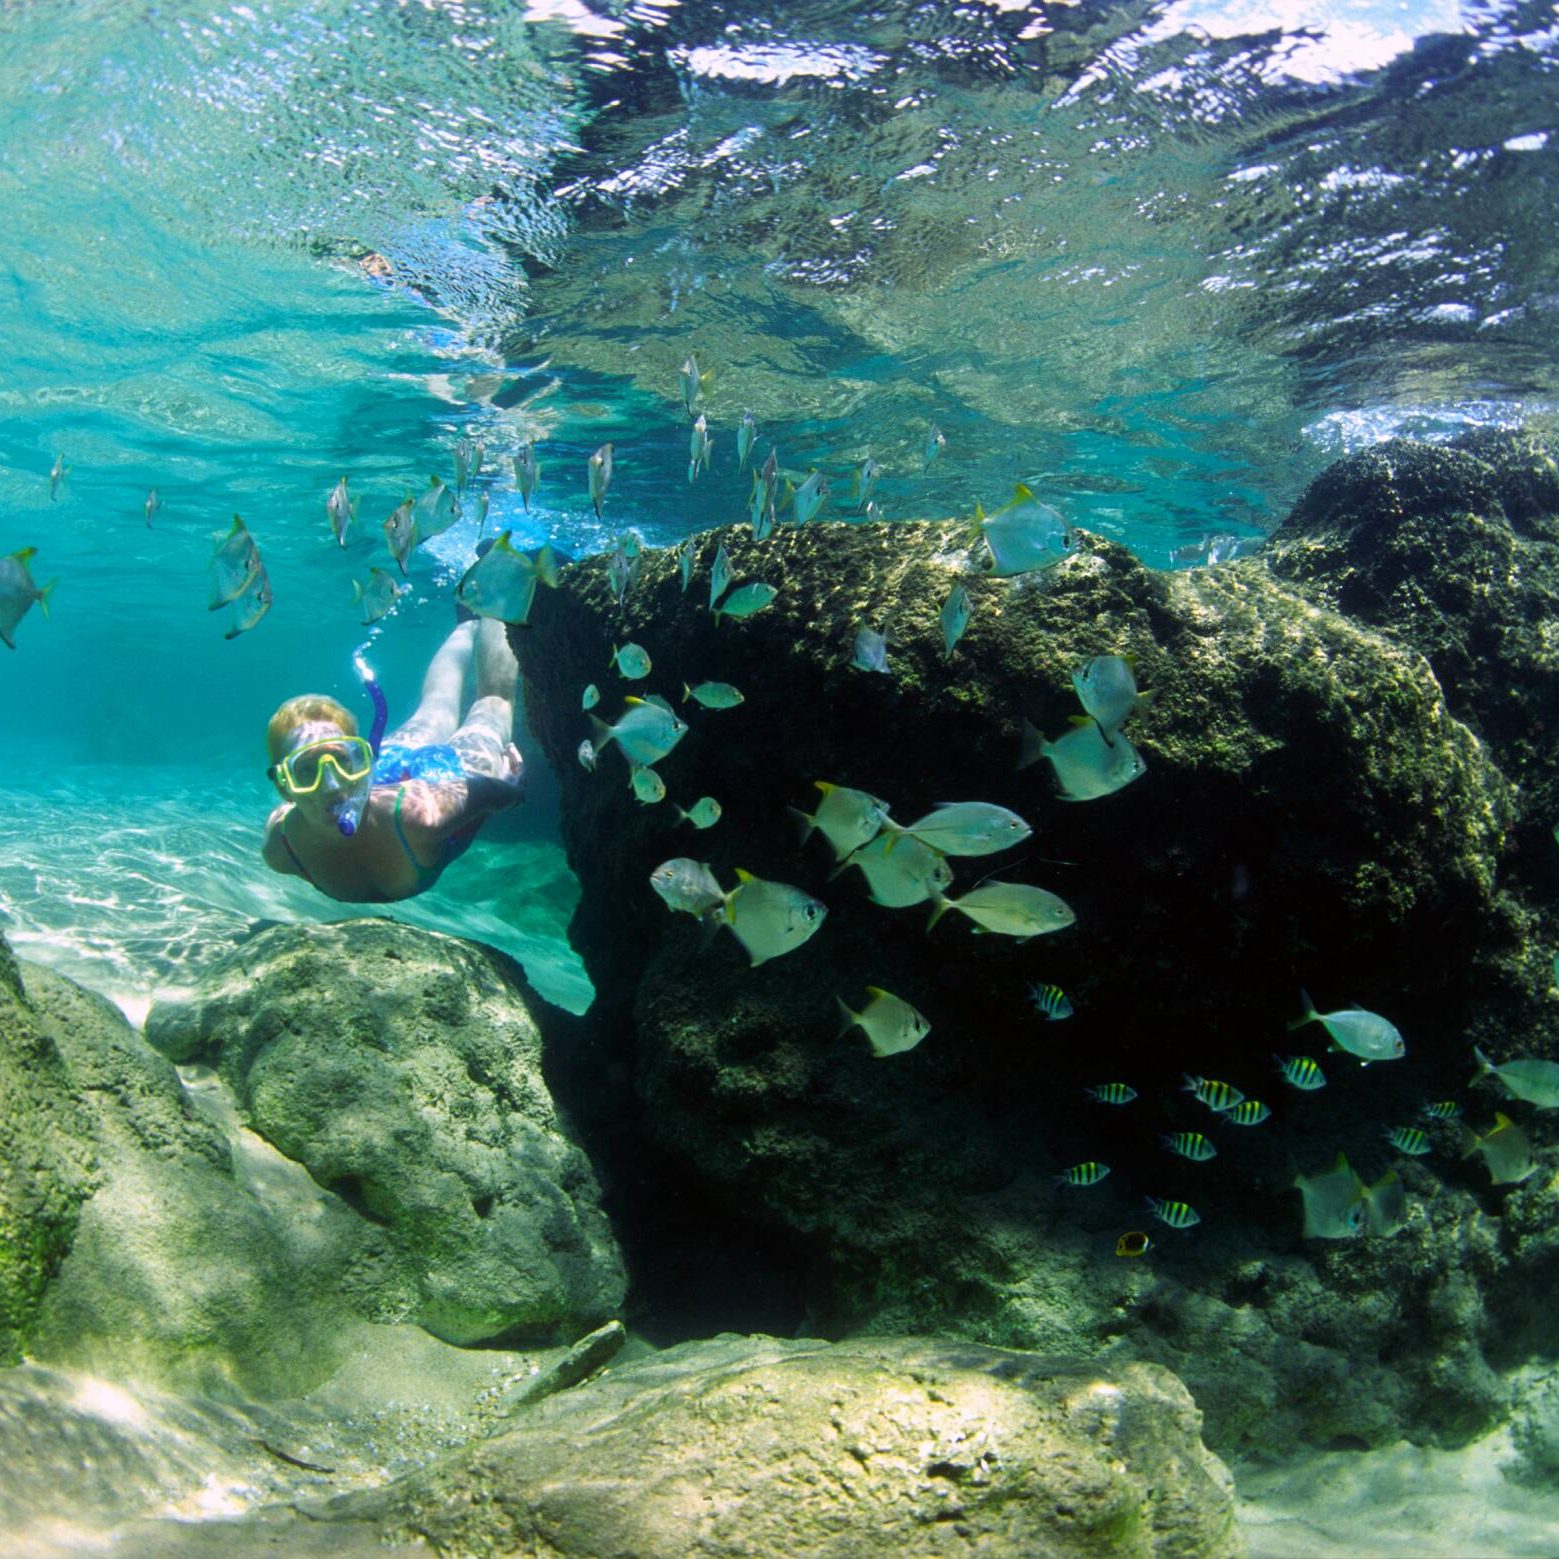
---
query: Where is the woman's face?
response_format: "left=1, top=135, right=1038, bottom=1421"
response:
left=277, top=722, right=371, bottom=830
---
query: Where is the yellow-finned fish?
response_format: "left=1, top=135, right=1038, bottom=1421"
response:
left=352, top=567, right=406, bottom=626
left=208, top=516, right=262, bottom=610
left=629, top=765, right=666, bottom=805
left=589, top=698, right=689, bottom=767
left=1293, top=1153, right=1366, bottom=1239
left=680, top=353, right=713, bottom=417
left=940, top=582, right=971, bottom=661
left=792, top=781, right=890, bottom=862
left=1115, top=1230, right=1152, bottom=1258
left=383, top=498, right=419, bottom=574
left=688, top=414, right=713, bottom=482
left=839, top=833, right=952, bottom=908
left=327, top=476, right=358, bottom=546
left=513, top=441, right=541, bottom=510
left=836, top=986, right=930, bottom=1058
left=223, top=564, right=272, bottom=640
left=887, top=801, right=1030, bottom=858
left=0, top=547, right=55, bottom=649
left=717, top=870, right=827, bottom=967
left=1021, top=718, right=1146, bottom=801
left=674, top=796, right=722, bottom=830
left=1459, top=1112, right=1536, bottom=1185
left=926, top=881, right=1074, bottom=940
left=649, top=858, right=724, bottom=918
left=412, top=474, right=457, bottom=539
left=455, top=533, right=546, bottom=625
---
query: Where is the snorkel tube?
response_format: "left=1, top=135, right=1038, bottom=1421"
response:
left=335, top=649, right=389, bottom=838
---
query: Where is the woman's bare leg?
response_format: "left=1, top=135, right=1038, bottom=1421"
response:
left=383, top=621, right=477, bottom=748
left=451, top=620, right=522, bottom=779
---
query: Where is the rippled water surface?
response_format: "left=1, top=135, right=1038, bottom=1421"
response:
left=2, top=0, right=1556, bottom=995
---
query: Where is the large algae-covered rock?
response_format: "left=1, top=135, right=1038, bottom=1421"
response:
left=1267, top=429, right=1559, bottom=888
left=0, top=936, right=96, bottom=1367
left=17, top=957, right=406, bottom=1398
left=512, top=438, right=1559, bottom=1454
left=331, top=1335, right=1238, bottom=1559
left=146, top=918, right=625, bottom=1347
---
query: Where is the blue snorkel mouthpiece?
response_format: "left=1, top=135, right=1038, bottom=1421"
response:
left=337, top=649, right=390, bottom=838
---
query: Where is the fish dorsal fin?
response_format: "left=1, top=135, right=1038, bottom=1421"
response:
left=865, top=986, right=888, bottom=1001
left=1067, top=714, right=1094, bottom=728
left=623, top=696, right=645, bottom=708
left=1494, top=1112, right=1515, bottom=1130
left=12, top=546, right=37, bottom=563
left=1332, top=1151, right=1349, bottom=1173
left=814, top=780, right=837, bottom=795
left=1372, top=1169, right=1399, bottom=1191
left=645, top=694, right=674, bottom=714
left=734, top=867, right=756, bottom=884
left=1012, top=483, right=1036, bottom=501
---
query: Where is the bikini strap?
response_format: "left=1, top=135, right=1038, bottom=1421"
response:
left=392, top=784, right=441, bottom=887
left=279, top=812, right=319, bottom=888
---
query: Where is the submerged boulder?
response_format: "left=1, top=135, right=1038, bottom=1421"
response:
left=0, top=936, right=96, bottom=1367
left=331, top=1335, right=1239, bottom=1559
left=513, top=433, right=1559, bottom=1454
left=146, top=918, right=626, bottom=1347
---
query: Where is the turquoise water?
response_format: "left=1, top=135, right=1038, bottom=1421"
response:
left=1, top=2, right=1554, bottom=1000
left=5, top=2, right=1559, bottom=1550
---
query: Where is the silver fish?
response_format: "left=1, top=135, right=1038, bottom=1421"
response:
left=674, top=796, right=722, bottom=829
left=415, top=475, right=458, bottom=539
left=144, top=488, right=160, bottom=528
left=713, top=582, right=777, bottom=622
left=455, top=531, right=541, bottom=624
left=926, top=881, right=1075, bottom=939
left=352, top=566, right=406, bottom=625
left=977, top=485, right=1074, bottom=577
left=710, top=543, right=734, bottom=611
left=851, top=458, right=880, bottom=509
left=717, top=870, right=827, bottom=967
left=940, top=582, right=971, bottom=660
left=454, top=437, right=482, bottom=493
left=678, top=539, right=695, bottom=593
left=588, top=443, right=614, bottom=519
left=630, top=765, right=667, bottom=805
left=650, top=857, right=724, bottom=918
left=0, top=547, right=54, bottom=649
left=611, top=642, right=652, bottom=679
left=839, top=834, right=952, bottom=909
left=852, top=625, right=890, bottom=674
left=327, top=477, right=357, bottom=546
left=223, top=563, right=272, bottom=640
left=607, top=542, right=634, bottom=607
left=208, top=517, right=262, bottom=609
left=475, top=489, right=490, bottom=533
left=1293, top=1153, right=1367, bottom=1239
left=683, top=680, right=743, bottom=709
left=1361, top=1170, right=1407, bottom=1237
left=514, top=442, right=541, bottom=511
left=837, top=986, right=930, bottom=1058
left=577, top=738, right=598, bottom=772
left=680, top=353, right=711, bottom=418
left=1471, top=1045, right=1559, bottom=1107
left=791, top=470, right=827, bottom=526
left=48, top=452, right=69, bottom=500
left=688, top=414, right=712, bottom=482
left=889, top=802, right=1031, bottom=858
left=582, top=684, right=601, bottom=711
left=793, top=781, right=891, bottom=862
left=736, top=412, right=757, bottom=470
left=1073, top=654, right=1145, bottom=740
left=749, top=476, right=776, bottom=540
left=590, top=698, right=689, bottom=767
left=924, top=425, right=945, bottom=466
left=1460, top=1113, right=1535, bottom=1185
left=1023, top=719, right=1146, bottom=802
left=383, top=498, right=420, bottom=574
left=1289, top=995, right=1405, bottom=1064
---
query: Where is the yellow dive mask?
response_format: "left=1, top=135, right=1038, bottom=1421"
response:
left=271, top=735, right=374, bottom=795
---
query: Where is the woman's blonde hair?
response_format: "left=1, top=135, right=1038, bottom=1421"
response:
left=267, top=695, right=358, bottom=765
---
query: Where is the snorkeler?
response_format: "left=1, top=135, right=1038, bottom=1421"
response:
left=262, top=618, right=525, bottom=903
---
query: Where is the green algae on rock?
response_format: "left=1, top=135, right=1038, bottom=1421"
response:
left=145, top=918, right=625, bottom=1348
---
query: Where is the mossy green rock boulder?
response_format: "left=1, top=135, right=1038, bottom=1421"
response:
left=0, top=937, right=96, bottom=1367
left=145, top=918, right=625, bottom=1347
left=333, top=1335, right=1239, bottom=1559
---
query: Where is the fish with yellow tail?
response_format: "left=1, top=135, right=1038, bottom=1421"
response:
left=716, top=870, right=827, bottom=967
left=973, top=485, right=1074, bottom=577
left=680, top=353, right=713, bottom=417
left=326, top=477, right=358, bottom=546
left=649, top=858, right=724, bottom=919
left=838, top=834, right=951, bottom=908
left=1115, top=1231, right=1152, bottom=1258
left=712, top=582, right=778, bottom=623
left=1292, top=1152, right=1366, bottom=1239
left=1020, top=717, right=1146, bottom=801
left=1072, top=654, right=1152, bottom=743
left=926, top=880, right=1075, bottom=941
left=0, top=547, right=55, bottom=649
left=1459, top=1113, right=1536, bottom=1185
left=589, top=698, right=689, bottom=767
left=836, top=986, right=930, bottom=1058
left=383, top=498, right=419, bottom=574
left=884, top=801, right=1031, bottom=858
left=688, top=415, right=712, bottom=482
left=792, top=782, right=890, bottom=862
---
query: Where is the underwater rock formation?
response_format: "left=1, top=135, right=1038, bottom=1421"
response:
left=328, top=1335, right=1239, bottom=1558
left=145, top=918, right=625, bottom=1348
left=513, top=434, right=1559, bottom=1455
left=0, top=938, right=95, bottom=1368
